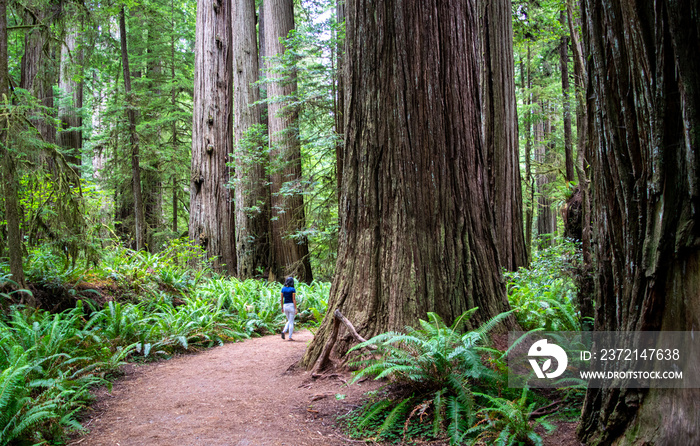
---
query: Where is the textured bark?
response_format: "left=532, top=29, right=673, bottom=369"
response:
left=578, top=1, right=700, bottom=444
left=479, top=0, right=527, bottom=271
left=567, top=0, right=594, bottom=328
left=302, top=0, right=514, bottom=369
left=233, top=0, right=270, bottom=278
left=334, top=0, right=345, bottom=202
left=536, top=105, right=556, bottom=244
left=58, top=24, right=83, bottom=173
left=264, top=0, right=312, bottom=283
left=0, top=0, right=27, bottom=293
left=119, top=7, right=146, bottom=251
left=189, top=0, right=236, bottom=274
left=20, top=3, right=56, bottom=149
left=560, top=11, right=574, bottom=183
left=522, top=46, right=534, bottom=260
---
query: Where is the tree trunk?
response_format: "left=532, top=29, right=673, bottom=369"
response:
left=233, top=0, right=270, bottom=279
left=334, top=0, right=345, bottom=202
left=20, top=3, right=56, bottom=148
left=0, top=0, right=28, bottom=294
left=536, top=104, right=556, bottom=245
left=578, top=1, right=700, bottom=444
left=560, top=10, right=575, bottom=183
left=119, top=6, right=146, bottom=251
left=302, top=0, right=514, bottom=370
left=58, top=24, right=83, bottom=174
left=189, top=0, right=236, bottom=274
left=264, top=0, right=312, bottom=283
left=523, top=45, right=534, bottom=261
left=566, top=0, right=594, bottom=328
left=478, top=0, right=527, bottom=271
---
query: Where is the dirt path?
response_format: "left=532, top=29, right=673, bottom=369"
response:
left=71, top=330, right=377, bottom=446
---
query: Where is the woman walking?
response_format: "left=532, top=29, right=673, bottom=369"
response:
left=280, top=277, right=297, bottom=341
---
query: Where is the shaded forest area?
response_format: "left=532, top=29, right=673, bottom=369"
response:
left=1, top=0, right=699, bottom=445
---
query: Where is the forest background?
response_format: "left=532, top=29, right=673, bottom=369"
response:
left=2, top=0, right=698, bottom=445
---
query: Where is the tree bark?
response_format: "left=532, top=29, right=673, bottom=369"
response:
left=560, top=10, right=574, bottom=183
left=334, top=0, right=345, bottom=203
left=478, top=0, right=527, bottom=271
left=119, top=6, right=146, bottom=252
left=536, top=103, right=556, bottom=245
left=578, top=1, right=700, bottom=444
left=523, top=45, right=534, bottom=261
left=233, top=0, right=270, bottom=279
left=264, top=0, right=313, bottom=283
left=58, top=23, right=83, bottom=174
left=189, top=0, right=236, bottom=274
left=0, top=0, right=28, bottom=294
left=20, top=2, right=56, bottom=148
left=302, top=0, right=514, bottom=370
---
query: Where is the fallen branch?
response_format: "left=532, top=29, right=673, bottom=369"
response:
left=311, top=309, right=376, bottom=376
left=529, top=399, right=563, bottom=418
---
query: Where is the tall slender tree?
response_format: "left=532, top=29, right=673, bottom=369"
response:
left=58, top=22, right=83, bottom=173
left=578, top=1, right=700, bottom=444
left=302, top=0, right=514, bottom=369
left=479, top=0, right=527, bottom=271
left=119, top=6, right=146, bottom=251
left=263, top=0, right=312, bottom=283
left=0, top=0, right=27, bottom=293
left=189, top=0, right=236, bottom=274
left=233, top=0, right=270, bottom=278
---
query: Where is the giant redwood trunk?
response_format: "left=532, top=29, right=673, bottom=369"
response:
left=478, top=0, right=527, bottom=271
left=233, top=0, right=270, bottom=278
left=578, top=1, right=700, bottom=444
left=263, top=0, right=312, bottom=283
left=189, top=0, right=236, bottom=274
left=302, top=0, right=514, bottom=369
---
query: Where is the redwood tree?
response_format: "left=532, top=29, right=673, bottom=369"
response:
left=263, top=0, right=312, bottom=283
left=233, top=0, right=270, bottom=278
left=479, top=0, right=527, bottom=271
left=189, top=0, right=236, bottom=274
left=302, top=0, right=514, bottom=369
left=578, top=1, right=700, bottom=444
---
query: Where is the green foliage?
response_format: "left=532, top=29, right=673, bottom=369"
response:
left=344, top=310, right=544, bottom=445
left=506, top=240, right=582, bottom=331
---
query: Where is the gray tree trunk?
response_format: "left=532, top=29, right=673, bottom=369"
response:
left=58, top=24, right=83, bottom=174
left=190, top=0, right=236, bottom=274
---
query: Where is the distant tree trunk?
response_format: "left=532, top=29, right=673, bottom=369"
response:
left=334, top=0, right=345, bottom=202
left=560, top=10, right=574, bottom=183
left=478, top=0, right=527, bottom=271
left=119, top=6, right=146, bottom=251
left=578, top=1, right=700, bottom=444
left=536, top=104, right=556, bottom=245
left=189, top=0, right=236, bottom=274
left=20, top=4, right=56, bottom=148
left=170, top=7, right=178, bottom=235
left=264, top=0, right=312, bottom=283
left=302, top=0, right=514, bottom=370
left=0, top=0, right=28, bottom=294
left=233, top=0, right=270, bottom=279
left=144, top=23, right=163, bottom=251
left=58, top=24, right=83, bottom=174
left=523, top=45, right=534, bottom=260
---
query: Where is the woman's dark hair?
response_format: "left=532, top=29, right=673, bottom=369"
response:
left=284, top=277, right=295, bottom=287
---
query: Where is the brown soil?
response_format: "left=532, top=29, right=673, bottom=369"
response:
left=69, top=330, right=381, bottom=446
left=69, top=329, right=581, bottom=446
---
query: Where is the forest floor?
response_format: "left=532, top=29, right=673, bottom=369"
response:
left=68, top=329, right=579, bottom=446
